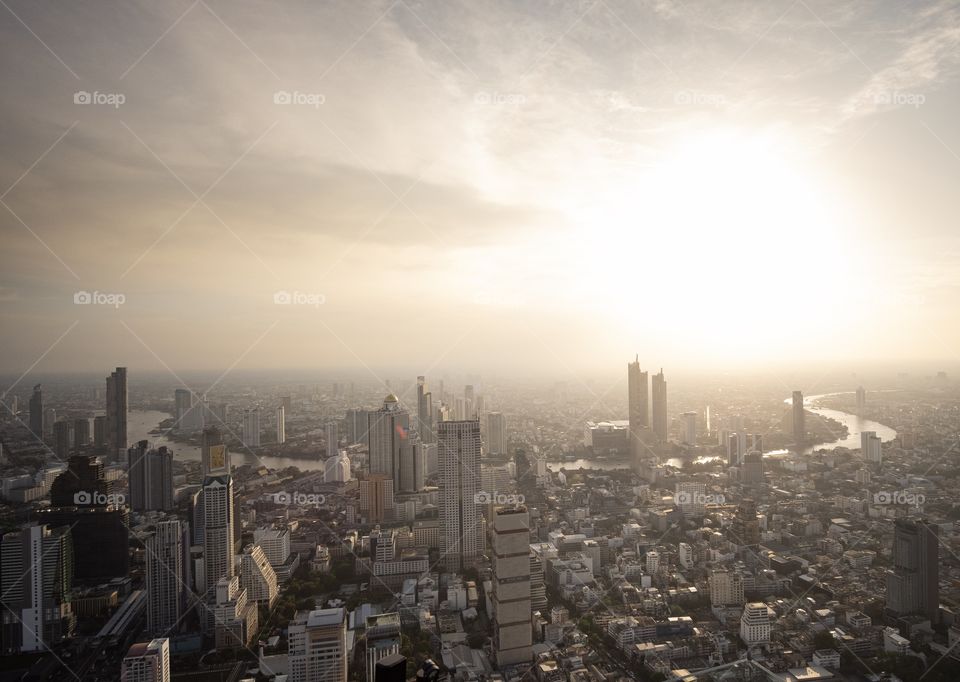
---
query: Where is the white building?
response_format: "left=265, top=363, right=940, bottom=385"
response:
left=121, top=638, right=170, bottom=682
left=675, top=482, right=706, bottom=517
left=740, top=602, right=771, bottom=645
left=202, top=475, right=235, bottom=594
left=486, top=411, right=507, bottom=456
left=862, top=431, right=882, bottom=465
left=678, top=542, right=693, bottom=569
left=326, top=422, right=338, bottom=457
left=324, top=452, right=352, bottom=483
left=680, top=411, right=697, bottom=445
left=709, top=570, right=744, bottom=607
left=289, top=608, right=347, bottom=682
left=242, top=407, right=261, bottom=448
left=438, top=420, right=482, bottom=571
left=241, top=544, right=279, bottom=608
left=276, top=405, right=286, bottom=444
left=253, top=527, right=291, bottom=568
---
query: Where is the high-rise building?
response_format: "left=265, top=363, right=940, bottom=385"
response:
left=74, top=418, right=90, bottom=450
left=416, top=376, right=434, bottom=443
left=42, top=407, right=56, bottom=436
left=491, top=505, right=532, bottom=667
left=121, top=638, right=170, bottom=682
left=128, top=441, right=174, bottom=512
left=242, top=407, right=261, bottom=448
left=741, top=453, right=764, bottom=485
left=253, top=527, right=291, bottom=569
left=54, top=420, right=72, bottom=459
left=93, top=415, right=107, bottom=448
left=792, top=390, right=805, bottom=446
left=856, top=386, right=866, bottom=415
left=438, top=420, right=482, bottom=571
left=145, top=520, right=188, bottom=635
left=201, top=426, right=229, bottom=477
left=358, top=474, right=393, bottom=523
left=364, top=612, right=401, bottom=682
left=651, top=369, right=668, bottom=442
left=324, top=452, right=352, bottom=483
left=675, top=482, right=706, bottom=518
left=289, top=608, right=347, bottom=682
left=326, top=421, right=338, bottom=456
left=886, top=518, right=939, bottom=619
left=367, top=395, right=413, bottom=493
left=862, top=431, right=882, bottom=465
left=213, top=576, right=258, bottom=649
left=627, top=357, right=649, bottom=462
left=740, top=602, right=771, bottom=645
left=0, top=524, right=74, bottom=653
left=345, top=408, right=370, bottom=445
left=202, top=472, right=235, bottom=594
left=680, top=411, right=696, bottom=445
left=240, top=544, right=279, bottom=608
left=276, top=405, right=286, bottom=444
left=28, top=384, right=43, bottom=436
left=731, top=499, right=761, bottom=548
left=106, top=367, right=129, bottom=460
left=173, top=388, right=193, bottom=431
left=486, top=411, right=507, bottom=456
left=709, top=569, right=744, bottom=607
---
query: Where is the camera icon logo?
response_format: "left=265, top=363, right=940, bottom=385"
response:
left=74, top=90, right=91, bottom=104
left=273, top=90, right=292, bottom=105
left=74, top=491, right=92, bottom=505
left=273, top=290, right=292, bottom=305
left=273, top=491, right=291, bottom=505
left=74, top=290, right=92, bottom=304
left=474, top=491, right=493, bottom=504
left=674, top=491, right=693, bottom=505
left=873, top=491, right=892, bottom=505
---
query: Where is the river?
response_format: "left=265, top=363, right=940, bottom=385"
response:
left=546, top=390, right=898, bottom=471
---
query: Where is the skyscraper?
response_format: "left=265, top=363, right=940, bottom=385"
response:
left=173, top=388, right=193, bottom=431
left=28, top=383, right=43, bottom=436
left=862, top=430, right=882, bottom=465
left=201, top=426, right=229, bottom=477
left=93, top=415, right=107, bottom=448
left=289, top=608, right=347, bottom=682
left=202, top=436, right=234, bottom=597
left=491, top=505, right=532, bottom=667
left=792, top=390, right=805, bottom=446
left=416, top=376, right=434, bottom=443
left=364, top=613, right=401, bottom=682
left=53, top=420, right=72, bottom=459
left=326, top=421, right=338, bottom=456
left=121, top=638, right=171, bottom=682
left=128, top=441, right=175, bottom=512
left=146, top=520, right=188, bottom=635
left=886, top=518, right=939, bottom=620
left=486, top=411, right=507, bottom=456
left=0, top=524, right=74, bottom=654
left=242, top=407, right=261, bottom=448
left=856, top=385, right=866, bottom=415
left=651, top=369, right=668, bottom=442
left=680, top=411, right=697, bottom=445
left=367, top=395, right=413, bottom=492
left=276, top=405, right=286, bottom=444
left=74, top=417, right=90, bottom=450
left=627, top=357, right=649, bottom=461
left=438, top=420, right=482, bottom=572
left=106, top=367, right=128, bottom=460
left=240, top=544, right=279, bottom=608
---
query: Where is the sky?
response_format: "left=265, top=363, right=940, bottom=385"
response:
left=2, top=0, right=960, bottom=379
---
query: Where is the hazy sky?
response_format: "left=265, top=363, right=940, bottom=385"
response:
left=2, top=0, right=959, bottom=377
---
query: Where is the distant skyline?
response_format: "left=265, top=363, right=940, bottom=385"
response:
left=2, top=0, right=960, bottom=374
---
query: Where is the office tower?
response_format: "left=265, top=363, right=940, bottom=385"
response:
left=42, top=407, right=56, bottom=436
left=345, top=408, right=370, bottom=445
left=626, top=357, right=649, bottom=462
left=438, top=420, right=482, bottom=571
left=128, top=441, right=174, bottom=512
left=106, top=367, right=129, bottom=460
left=731, top=499, right=761, bottom=548
left=53, top=420, right=72, bottom=459
left=862, top=431, right=882, bottom=465
left=416, top=376, right=434, bottom=443
left=213, top=576, right=258, bottom=649
left=74, top=417, right=90, bottom=450
left=491, top=505, right=532, bottom=667
left=28, top=384, right=43, bottom=435
left=727, top=433, right=740, bottom=466
left=464, top=385, right=476, bottom=420
left=253, top=527, right=291, bottom=568
left=530, top=551, right=548, bottom=613
left=146, top=521, right=188, bottom=635
left=358, top=474, right=394, bottom=523
left=203, top=473, right=235, bottom=594
left=242, top=407, right=261, bottom=448
left=174, top=388, right=193, bottom=431
left=708, top=569, right=745, bottom=607
left=289, top=608, right=347, bottom=682
left=93, top=415, right=107, bottom=447
left=646, top=550, right=661, bottom=574
left=651, top=369, right=668, bottom=442
left=201, top=426, right=229, bottom=477
left=792, top=390, right=805, bottom=445
left=364, top=613, right=401, bottom=682
left=740, top=603, right=771, bottom=645
left=886, top=518, right=939, bottom=619
left=0, top=524, right=74, bottom=654
left=121, top=638, right=170, bottom=682
left=705, top=405, right=711, bottom=434
left=276, top=405, right=286, bottom=444
left=680, top=411, right=696, bottom=445
left=191, top=489, right=205, bottom=545
left=675, top=482, right=706, bottom=518
left=679, top=542, right=693, bottom=568
left=326, top=421, right=338, bottom=456
left=367, top=395, right=412, bottom=492
left=39, top=454, right=129, bottom=583
left=240, top=544, right=279, bottom=608
left=856, top=385, right=866, bottom=415
left=486, top=411, right=507, bottom=456
left=324, top=452, right=352, bottom=483
left=742, top=453, right=764, bottom=485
